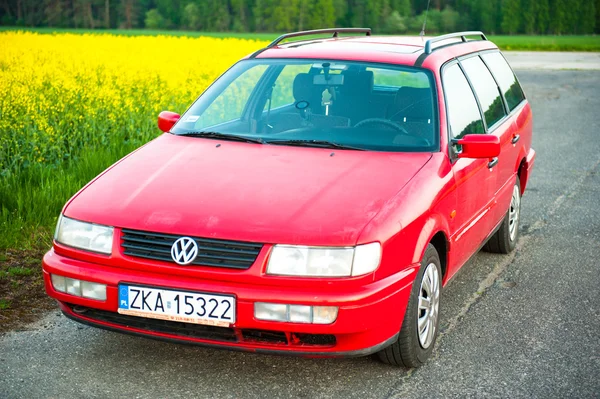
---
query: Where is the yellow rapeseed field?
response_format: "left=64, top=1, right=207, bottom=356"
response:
left=0, top=31, right=267, bottom=174
left=0, top=31, right=267, bottom=248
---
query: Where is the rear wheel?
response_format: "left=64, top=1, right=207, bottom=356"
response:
left=377, top=244, right=441, bottom=368
left=484, top=177, right=521, bottom=254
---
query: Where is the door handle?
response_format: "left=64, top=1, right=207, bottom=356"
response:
left=511, top=134, right=520, bottom=144
left=488, top=157, right=499, bottom=169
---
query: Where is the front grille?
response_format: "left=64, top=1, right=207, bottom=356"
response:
left=292, top=333, right=337, bottom=346
left=242, top=329, right=288, bottom=344
left=121, top=229, right=263, bottom=269
left=69, top=306, right=336, bottom=347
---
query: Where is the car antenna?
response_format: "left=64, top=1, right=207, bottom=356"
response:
left=420, top=0, right=432, bottom=41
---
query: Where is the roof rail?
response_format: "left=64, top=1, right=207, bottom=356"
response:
left=267, top=28, right=371, bottom=48
left=424, top=31, right=487, bottom=54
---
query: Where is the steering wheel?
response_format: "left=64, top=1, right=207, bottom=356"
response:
left=354, top=118, right=410, bottom=135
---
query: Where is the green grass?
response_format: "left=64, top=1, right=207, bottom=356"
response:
left=0, top=299, right=10, bottom=310
left=0, top=140, right=145, bottom=250
left=490, top=35, right=600, bottom=51
left=2, top=27, right=599, bottom=51
left=0, top=267, right=34, bottom=278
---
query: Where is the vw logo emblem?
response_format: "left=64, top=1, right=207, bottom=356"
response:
left=171, top=237, right=198, bottom=265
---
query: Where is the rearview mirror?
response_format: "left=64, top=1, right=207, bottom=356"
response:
left=158, top=111, right=180, bottom=133
left=454, top=134, right=500, bottom=159
left=313, top=74, right=344, bottom=86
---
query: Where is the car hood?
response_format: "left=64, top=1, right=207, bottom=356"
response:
left=65, top=134, right=432, bottom=245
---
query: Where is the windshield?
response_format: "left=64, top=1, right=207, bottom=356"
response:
left=171, top=59, right=438, bottom=152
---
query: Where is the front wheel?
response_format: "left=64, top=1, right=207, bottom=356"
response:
left=377, top=244, right=441, bottom=368
left=484, top=177, right=521, bottom=254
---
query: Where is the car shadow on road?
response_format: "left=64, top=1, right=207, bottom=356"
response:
left=74, top=325, right=407, bottom=398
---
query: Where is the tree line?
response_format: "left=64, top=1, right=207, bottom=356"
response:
left=1, top=0, right=598, bottom=35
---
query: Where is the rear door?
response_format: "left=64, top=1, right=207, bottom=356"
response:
left=480, top=51, right=528, bottom=218
left=459, top=53, right=514, bottom=227
left=442, top=62, right=497, bottom=275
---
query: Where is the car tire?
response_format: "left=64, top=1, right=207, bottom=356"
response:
left=377, top=244, right=441, bottom=368
left=484, top=177, right=521, bottom=254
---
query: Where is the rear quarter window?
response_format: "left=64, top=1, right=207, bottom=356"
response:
left=482, top=52, right=526, bottom=111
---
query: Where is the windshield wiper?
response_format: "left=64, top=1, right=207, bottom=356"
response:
left=177, top=131, right=265, bottom=144
left=265, top=139, right=366, bottom=151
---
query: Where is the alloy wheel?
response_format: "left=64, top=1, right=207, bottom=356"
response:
left=509, top=184, right=521, bottom=241
left=417, top=262, right=440, bottom=349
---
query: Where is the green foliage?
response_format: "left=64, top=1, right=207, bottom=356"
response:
left=392, top=0, right=411, bottom=16
left=521, top=0, right=536, bottom=34
left=550, top=0, right=567, bottom=34
left=439, top=6, right=459, bottom=33
left=597, top=0, right=600, bottom=33
left=182, top=3, right=202, bottom=30
left=383, top=10, right=407, bottom=34
left=501, top=0, right=521, bottom=34
left=0, top=0, right=597, bottom=34
left=536, top=0, right=551, bottom=34
left=156, top=0, right=180, bottom=27
left=144, top=9, right=166, bottom=30
left=310, top=0, right=336, bottom=29
left=581, top=1, right=596, bottom=35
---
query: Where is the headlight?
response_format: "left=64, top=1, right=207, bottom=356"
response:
left=54, top=215, right=114, bottom=255
left=266, top=242, right=381, bottom=277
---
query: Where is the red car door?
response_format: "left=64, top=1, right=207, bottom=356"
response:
left=460, top=53, right=516, bottom=228
left=442, top=62, right=498, bottom=278
left=480, top=51, right=530, bottom=222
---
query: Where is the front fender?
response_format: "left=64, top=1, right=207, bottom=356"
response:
left=410, top=213, right=451, bottom=266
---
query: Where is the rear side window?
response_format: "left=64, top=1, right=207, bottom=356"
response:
left=461, top=56, right=506, bottom=128
left=443, top=64, right=484, bottom=139
left=482, top=52, right=526, bottom=111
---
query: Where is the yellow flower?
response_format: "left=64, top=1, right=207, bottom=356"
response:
left=0, top=31, right=266, bottom=172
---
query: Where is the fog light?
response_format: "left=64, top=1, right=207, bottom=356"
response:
left=312, top=306, right=338, bottom=324
left=254, top=303, right=338, bottom=324
left=254, top=303, right=288, bottom=322
left=51, top=274, right=66, bottom=293
left=51, top=274, right=106, bottom=301
left=65, top=278, right=81, bottom=296
left=289, top=305, right=312, bottom=323
left=81, top=281, right=107, bottom=301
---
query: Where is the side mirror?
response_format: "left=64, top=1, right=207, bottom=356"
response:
left=454, top=134, right=500, bottom=159
left=158, top=111, right=180, bottom=133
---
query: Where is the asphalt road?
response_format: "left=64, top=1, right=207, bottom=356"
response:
left=504, top=52, right=600, bottom=70
left=2, top=68, right=599, bottom=399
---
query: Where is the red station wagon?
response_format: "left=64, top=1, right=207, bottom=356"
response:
left=43, top=29, right=535, bottom=367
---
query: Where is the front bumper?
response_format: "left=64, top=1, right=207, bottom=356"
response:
left=43, top=249, right=417, bottom=357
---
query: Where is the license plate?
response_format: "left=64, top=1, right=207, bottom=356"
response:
left=117, top=284, right=235, bottom=327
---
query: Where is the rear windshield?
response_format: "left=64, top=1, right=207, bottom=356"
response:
left=172, top=59, right=438, bottom=152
